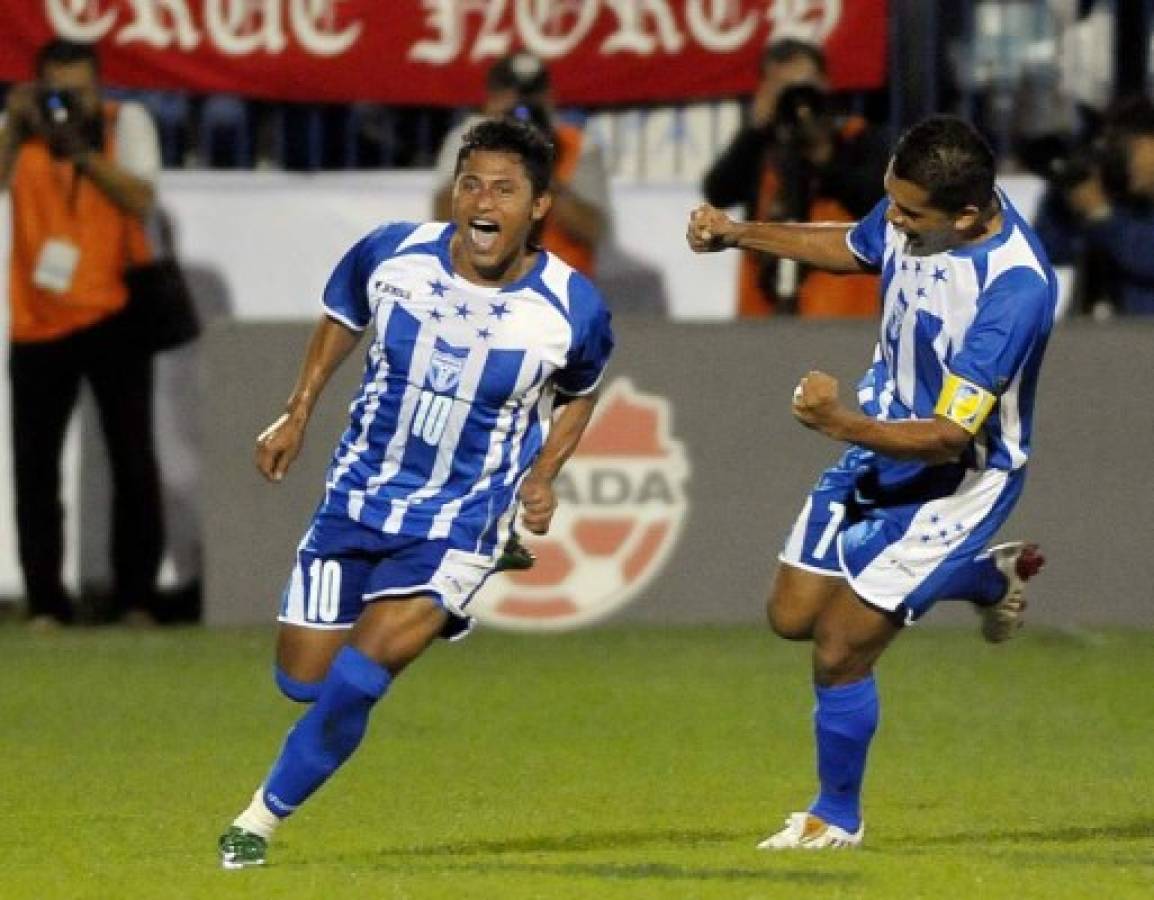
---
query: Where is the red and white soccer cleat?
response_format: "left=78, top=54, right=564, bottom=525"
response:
left=980, top=541, right=1045, bottom=643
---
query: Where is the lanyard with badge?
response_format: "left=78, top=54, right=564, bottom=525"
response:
left=31, top=109, right=106, bottom=297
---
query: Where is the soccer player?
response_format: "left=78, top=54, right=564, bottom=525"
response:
left=687, top=116, right=1051, bottom=849
left=218, top=118, right=613, bottom=868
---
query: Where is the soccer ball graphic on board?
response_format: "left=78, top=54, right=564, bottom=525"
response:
left=473, top=378, right=691, bottom=631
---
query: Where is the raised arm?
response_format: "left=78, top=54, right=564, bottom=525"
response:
left=686, top=203, right=868, bottom=274
left=255, top=315, right=362, bottom=482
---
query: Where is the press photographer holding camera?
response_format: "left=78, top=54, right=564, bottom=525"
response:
left=0, top=39, right=164, bottom=627
left=1031, top=96, right=1154, bottom=317
left=432, top=52, right=609, bottom=277
left=702, top=39, right=889, bottom=317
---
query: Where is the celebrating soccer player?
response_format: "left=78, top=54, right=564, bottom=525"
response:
left=687, top=116, right=1050, bottom=849
left=218, top=118, right=613, bottom=868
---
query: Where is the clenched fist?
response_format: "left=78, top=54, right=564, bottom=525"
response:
left=791, top=370, right=843, bottom=432
left=686, top=203, right=740, bottom=253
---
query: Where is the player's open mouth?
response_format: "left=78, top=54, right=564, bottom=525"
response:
left=469, top=219, right=500, bottom=253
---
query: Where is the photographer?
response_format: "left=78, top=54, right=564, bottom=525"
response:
left=1033, top=96, right=1154, bottom=316
left=702, top=39, right=889, bottom=317
left=0, top=39, right=164, bottom=627
left=431, top=52, right=608, bottom=277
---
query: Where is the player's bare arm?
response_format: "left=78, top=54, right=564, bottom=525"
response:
left=256, top=315, right=361, bottom=483
left=519, top=392, right=599, bottom=535
left=686, top=203, right=867, bottom=274
left=792, top=370, right=970, bottom=465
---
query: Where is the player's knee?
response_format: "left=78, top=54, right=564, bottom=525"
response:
left=767, top=590, right=814, bottom=640
left=275, top=667, right=322, bottom=703
left=812, top=640, right=869, bottom=686
left=768, top=604, right=808, bottom=640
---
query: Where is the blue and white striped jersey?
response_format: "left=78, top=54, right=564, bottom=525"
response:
left=317, top=221, right=613, bottom=554
left=847, top=189, right=1056, bottom=478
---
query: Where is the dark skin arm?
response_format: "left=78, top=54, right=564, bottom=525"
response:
left=255, top=315, right=362, bottom=482
left=519, top=392, right=599, bottom=534
left=686, top=203, right=869, bottom=274
left=792, top=371, right=971, bottom=465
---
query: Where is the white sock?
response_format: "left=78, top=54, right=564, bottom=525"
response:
left=232, top=788, right=281, bottom=840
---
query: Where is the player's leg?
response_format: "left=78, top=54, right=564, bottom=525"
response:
left=773, top=454, right=865, bottom=639
left=891, top=469, right=1042, bottom=642
left=933, top=542, right=1046, bottom=642
left=274, top=624, right=348, bottom=701
left=760, top=583, right=896, bottom=850
left=767, top=562, right=844, bottom=640
left=221, top=535, right=490, bottom=868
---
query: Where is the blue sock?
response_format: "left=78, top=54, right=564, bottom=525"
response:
left=262, top=646, right=391, bottom=818
left=275, top=667, right=322, bottom=703
left=937, top=552, right=1007, bottom=606
left=809, top=676, right=879, bottom=833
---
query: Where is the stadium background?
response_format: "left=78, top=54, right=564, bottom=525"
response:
left=1, top=3, right=1152, bottom=897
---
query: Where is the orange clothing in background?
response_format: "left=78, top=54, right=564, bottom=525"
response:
left=540, top=123, right=595, bottom=278
left=8, top=102, right=150, bottom=343
left=738, top=119, right=880, bottom=319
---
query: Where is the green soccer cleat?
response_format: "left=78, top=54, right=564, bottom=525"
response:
left=219, top=826, right=267, bottom=869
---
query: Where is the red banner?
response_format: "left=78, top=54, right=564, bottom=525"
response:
left=0, top=2, right=886, bottom=106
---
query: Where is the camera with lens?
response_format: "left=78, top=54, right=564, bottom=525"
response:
left=34, top=87, right=102, bottom=159
left=773, top=83, right=829, bottom=143
left=37, top=88, right=81, bottom=128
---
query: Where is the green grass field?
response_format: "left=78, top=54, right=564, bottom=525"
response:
left=2, top=623, right=1151, bottom=899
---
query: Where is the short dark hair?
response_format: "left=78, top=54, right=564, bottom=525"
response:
left=892, top=116, right=996, bottom=213
left=455, top=118, right=555, bottom=196
left=761, top=39, right=826, bottom=76
left=36, top=39, right=100, bottom=78
left=486, top=52, right=550, bottom=97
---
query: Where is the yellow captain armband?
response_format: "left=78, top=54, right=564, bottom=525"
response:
left=934, top=373, right=997, bottom=434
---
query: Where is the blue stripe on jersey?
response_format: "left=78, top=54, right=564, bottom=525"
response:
left=396, top=347, right=526, bottom=538
left=330, top=304, right=422, bottom=518
left=912, top=310, right=944, bottom=414
left=972, top=252, right=990, bottom=291
left=429, top=350, right=530, bottom=549
left=524, top=270, right=571, bottom=324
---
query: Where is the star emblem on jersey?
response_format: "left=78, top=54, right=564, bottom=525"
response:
left=477, top=327, right=493, bottom=340
left=429, top=308, right=445, bottom=322
left=455, top=303, right=471, bottom=319
left=933, top=266, right=948, bottom=283
left=916, top=287, right=927, bottom=298
left=489, top=301, right=510, bottom=320
left=429, top=279, right=449, bottom=298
